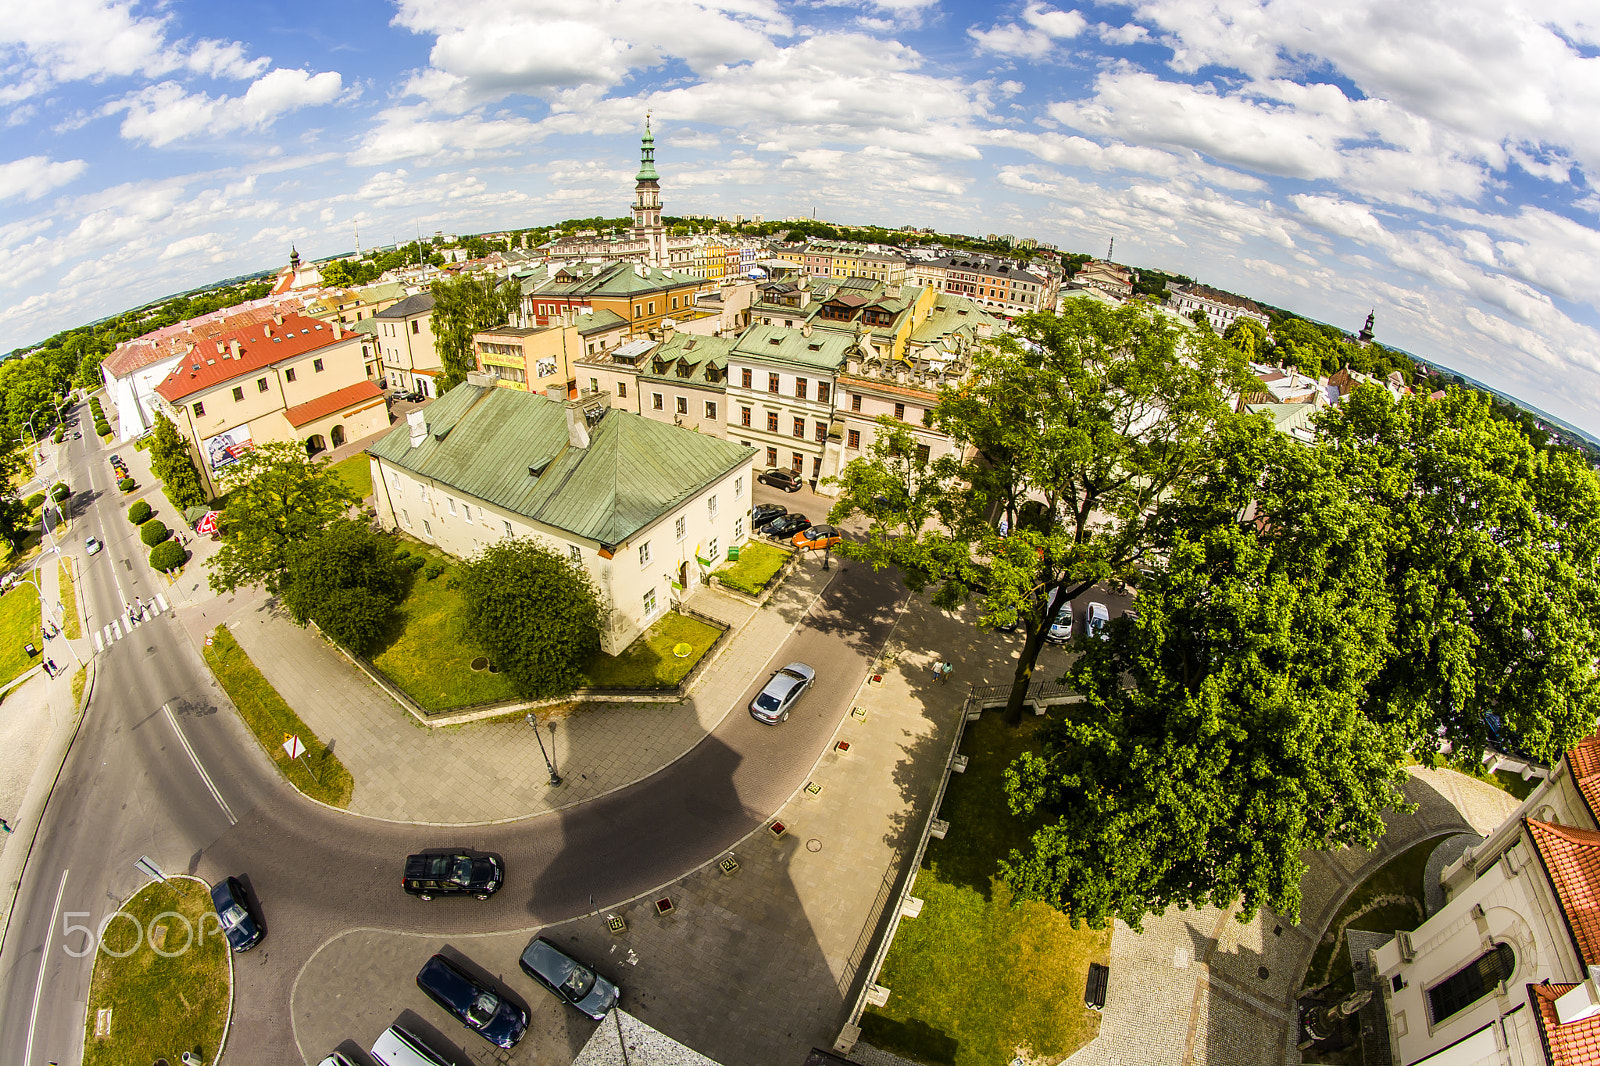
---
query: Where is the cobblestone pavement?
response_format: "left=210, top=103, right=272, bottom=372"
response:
left=1063, top=767, right=1520, bottom=1066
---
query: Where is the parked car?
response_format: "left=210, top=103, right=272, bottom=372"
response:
left=792, top=524, right=843, bottom=550
left=108, top=454, right=123, bottom=467
left=416, top=953, right=528, bottom=1049
left=85, top=536, right=101, bottom=556
left=1086, top=601, right=1111, bottom=640
left=750, top=662, right=816, bottom=724
left=402, top=850, right=503, bottom=900
left=1044, top=591, right=1073, bottom=645
left=316, top=1054, right=358, bottom=1066
left=757, top=467, right=803, bottom=492
left=519, top=936, right=621, bottom=1020
left=763, top=513, right=810, bottom=539
left=751, top=503, right=787, bottom=529
left=209, top=876, right=262, bottom=952
left=370, top=1025, right=451, bottom=1066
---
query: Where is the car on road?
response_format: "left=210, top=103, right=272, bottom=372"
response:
left=370, top=1025, right=452, bottom=1066
left=1044, top=592, right=1073, bottom=645
left=763, top=513, right=810, bottom=539
left=209, top=876, right=262, bottom=952
left=757, top=467, right=803, bottom=492
left=416, top=953, right=529, bottom=1049
left=402, top=850, right=503, bottom=900
left=749, top=662, right=816, bottom=724
left=316, top=1054, right=358, bottom=1066
left=751, top=503, right=787, bottom=529
left=85, top=536, right=101, bottom=556
left=1086, top=601, right=1111, bottom=640
left=519, top=936, right=621, bottom=1020
left=792, top=524, right=843, bottom=550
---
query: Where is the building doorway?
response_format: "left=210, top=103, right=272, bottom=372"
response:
left=306, top=434, right=327, bottom=456
left=331, top=425, right=346, bottom=448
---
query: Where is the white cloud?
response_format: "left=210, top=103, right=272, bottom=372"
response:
left=0, top=156, right=87, bottom=201
left=969, top=3, right=1087, bottom=59
left=106, top=68, right=344, bottom=147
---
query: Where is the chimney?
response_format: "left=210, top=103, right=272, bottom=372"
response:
left=802, top=321, right=812, bottom=337
left=545, top=386, right=564, bottom=403
left=216, top=341, right=226, bottom=355
left=273, top=313, right=284, bottom=325
left=332, top=321, right=343, bottom=339
left=466, top=370, right=496, bottom=387
left=407, top=409, right=427, bottom=448
left=229, top=339, right=242, bottom=358
left=565, top=399, right=598, bottom=449
left=263, top=324, right=272, bottom=337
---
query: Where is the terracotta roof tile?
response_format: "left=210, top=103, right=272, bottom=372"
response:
left=284, top=380, right=384, bottom=428
left=1570, top=737, right=1600, bottom=827
left=1529, top=818, right=1600, bottom=966
left=154, top=313, right=354, bottom=404
left=1533, top=982, right=1600, bottom=1065
left=102, top=298, right=306, bottom=378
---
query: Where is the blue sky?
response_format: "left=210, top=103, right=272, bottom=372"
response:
left=5, top=0, right=1600, bottom=433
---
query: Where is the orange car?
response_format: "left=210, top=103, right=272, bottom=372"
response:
left=792, top=524, right=843, bottom=550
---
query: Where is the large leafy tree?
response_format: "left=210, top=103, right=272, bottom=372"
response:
left=148, top=412, right=206, bottom=509
left=455, top=538, right=604, bottom=699
left=828, top=298, right=1252, bottom=723
left=429, top=273, right=523, bottom=391
left=281, top=520, right=404, bottom=655
left=208, top=442, right=359, bottom=594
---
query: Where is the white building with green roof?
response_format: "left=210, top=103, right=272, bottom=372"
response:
left=367, top=378, right=756, bottom=654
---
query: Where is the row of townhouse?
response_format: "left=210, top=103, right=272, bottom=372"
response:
left=904, top=252, right=1056, bottom=318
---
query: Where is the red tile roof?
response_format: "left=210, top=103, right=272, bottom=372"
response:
left=284, top=380, right=384, bottom=428
left=154, top=313, right=354, bottom=403
left=101, top=297, right=306, bottom=378
left=1570, top=737, right=1600, bottom=827
left=1529, top=818, right=1600, bottom=966
left=1533, top=982, right=1600, bottom=1065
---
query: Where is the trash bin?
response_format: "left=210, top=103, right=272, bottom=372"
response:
left=727, top=546, right=741, bottom=561
left=23, top=642, right=37, bottom=658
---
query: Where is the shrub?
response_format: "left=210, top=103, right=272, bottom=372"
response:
left=119, top=477, right=135, bottom=492
left=128, top=500, right=152, bottom=525
left=424, top=562, right=445, bottom=580
left=148, top=541, right=186, bottom=571
left=404, top=555, right=426, bottom=572
left=53, top=429, right=64, bottom=443
left=94, top=423, right=110, bottom=437
left=49, top=483, right=69, bottom=502
left=393, top=548, right=411, bottom=560
left=140, top=520, right=169, bottom=547
left=24, top=493, right=44, bottom=511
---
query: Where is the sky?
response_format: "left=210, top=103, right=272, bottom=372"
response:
left=4, top=1, right=1600, bottom=434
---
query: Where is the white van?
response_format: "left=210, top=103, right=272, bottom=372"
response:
left=370, top=1026, right=451, bottom=1066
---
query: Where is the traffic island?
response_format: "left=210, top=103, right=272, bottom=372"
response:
left=81, top=876, right=231, bottom=1066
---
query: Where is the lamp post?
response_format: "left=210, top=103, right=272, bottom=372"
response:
left=526, top=712, right=562, bottom=787
left=14, top=549, right=81, bottom=667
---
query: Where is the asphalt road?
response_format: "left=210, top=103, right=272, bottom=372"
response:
left=0, top=425, right=910, bottom=1066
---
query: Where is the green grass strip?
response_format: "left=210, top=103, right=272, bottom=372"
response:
left=714, top=540, right=787, bottom=596
left=58, top=557, right=81, bottom=639
left=0, top=583, right=44, bottom=688
left=578, top=611, right=722, bottom=688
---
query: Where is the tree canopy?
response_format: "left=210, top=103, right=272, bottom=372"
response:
left=207, top=442, right=359, bottom=594
left=148, top=412, right=206, bottom=509
left=429, top=273, right=523, bottom=391
left=282, top=520, right=404, bottom=655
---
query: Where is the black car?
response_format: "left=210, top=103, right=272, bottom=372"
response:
left=519, top=936, right=620, bottom=1020
left=402, top=851, right=503, bottom=900
left=109, top=454, right=123, bottom=466
left=416, top=953, right=528, bottom=1049
left=209, top=876, right=262, bottom=952
left=757, top=467, right=803, bottom=492
left=764, top=513, right=810, bottom=538
left=751, top=503, right=787, bottom=529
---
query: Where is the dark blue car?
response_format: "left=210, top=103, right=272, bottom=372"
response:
left=416, top=953, right=528, bottom=1049
left=209, top=876, right=262, bottom=952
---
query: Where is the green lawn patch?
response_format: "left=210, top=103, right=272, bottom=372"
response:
left=861, top=711, right=1109, bottom=1066
left=713, top=540, right=787, bottom=596
left=82, top=877, right=230, bottom=1066
left=203, top=626, right=354, bottom=807
left=58, top=557, right=81, bottom=639
left=330, top=453, right=373, bottom=501
left=0, top=583, right=44, bottom=688
left=1303, top=835, right=1443, bottom=995
left=578, top=612, right=722, bottom=688
left=72, top=665, right=86, bottom=706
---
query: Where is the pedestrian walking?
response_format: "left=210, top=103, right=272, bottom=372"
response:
left=45, top=659, right=56, bottom=677
left=935, top=659, right=949, bottom=684
left=0, top=817, right=12, bottom=834
left=998, top=517, right=1009, bottom=538
left=941, top=661, right=954, bottom=684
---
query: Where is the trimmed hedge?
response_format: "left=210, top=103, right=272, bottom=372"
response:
left=24, top=493, right=44, bottom=510
left=139, top=520, right=169, bottom=547
left=128, top=500, right=152, bottom=524
left=49, top=483, right=69, bottom=502
left=148, top=541, right=186, bottom=571
left=118, top=477, right=135, bottom=492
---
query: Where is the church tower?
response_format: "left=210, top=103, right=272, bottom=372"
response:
left=1357, top=309, right=1375, bottom=346
left=631, top=116, right=667, bottom=269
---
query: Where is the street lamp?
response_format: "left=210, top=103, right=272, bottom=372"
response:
left=13, top=549, right=82, bottom=668
left=526, top=712, right=562, bottom=787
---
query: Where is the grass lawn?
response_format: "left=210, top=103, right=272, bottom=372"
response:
left=578, top=612, right=722, bottom=688
left=861, top=711, right=1110, bottom=1066
left=82, top=877, right=230, bottom=1066
left=204, top=626, right=354, bottom=807
left=330, top=454, right=373, bottom=501
left=58, top=557, right=81, bottom=639
left=0, top=583, right=44, bottom=688
left=714, top=540, right=788, bottom=596
left=1303, top=836, right=1443, bottom=994
left=72, top=665, right=86, bottom=706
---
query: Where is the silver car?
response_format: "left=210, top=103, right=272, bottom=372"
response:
left=519, top=936, right=620, bottom=1020
left=749, top=662, right=815, bottom=724
left=1087, top=601, right=1111, bottom=640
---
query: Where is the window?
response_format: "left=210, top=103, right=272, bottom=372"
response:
left=818, top=382, right=830, bottom=404
left=635, top=304, right=643, bottom=318
left=639, top=541, right=651, bottom=566
left=793, top=417, right=806, bottom=438
left=232, top=386, right=244, bottom=401
left=768, top=373, right=780, bottom=394
left=193, top=401, right=205, bottom=417
left=463, top=505, right=473, bottom=524
left=708, top=494, right=719, bottom=518
left=286, top=368, right=297, bottom=383
left=894, top=403, right=906, bottom=420
left=617, top=382, right=627, bottom=398
left=848, top=430, right=861, bottom=449
left=917, top=443, right=931, bottom=463
left=411, top=320, right=420, bottom=334
left=676, top=516, right=687, bottom=540
left=314, top=358, right=325, bottom=373
left=653, top=393, right=664, bottom=411
left=791, top=453, right=803, bottom=473
left=569, top=544, right=581, bottom=562
left=671, top=297, right=678, bottom=309
left=589, top=377, right=599, bottom=393
left=734, top=517, right=743, bottom=540
left=851, top=393, right=862, bottom=412
left=643, top=587, right=657, bottom=616
left=447, top=497, right=457, bottom=516
left=741, top=406, right=752, bottom=427
left=1428, top=944, right=1514, bottom=1024
left=815, top=422, right=827, bottom=443
left=796, top=378, right=808, bottom=399
left=708, top=537, right=718, bottom=562
left=812, top=456, right=822, bottom=478
left=676, top=396, right=687, bottom=415
left=257, top=378, right=269, bottom=393
left=505, top=520, right=513, bottom=536
left=705, top=401, right=717, bottom=420
left=767, top=412, right=779, bottom=433
left=767, top=446, right=778, bottom=466
left=742, top=368, right=752, bottom=388
left=647, top=301, right=655, bottom=314
left=402, top=509, right=411, bottom=527
left=735, top=475, right=744, bottom=497
left=423, top=520, right=432, bottom=537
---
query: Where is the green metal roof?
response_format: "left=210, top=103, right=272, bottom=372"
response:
left=729, top=324, right=853, bottom=372
left=639, top=333, right=734, bottom=389
left=367, top=384, right=754, bottom=546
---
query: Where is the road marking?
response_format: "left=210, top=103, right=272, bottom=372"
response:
left=23, top=868, right=69, bottom=1066
left=109, top=620, right=121, bottom=640
left=163, top=704, right=236, bottom=825
left=155, top=593, right=169, bottom=612
left=92, top=631, right=103, bottom=653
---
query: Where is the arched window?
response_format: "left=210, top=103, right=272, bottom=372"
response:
left=1428, top=942, right=1514, bottom=1024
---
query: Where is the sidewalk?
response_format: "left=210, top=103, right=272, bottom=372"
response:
left=180, top=550, right=844, bottom=824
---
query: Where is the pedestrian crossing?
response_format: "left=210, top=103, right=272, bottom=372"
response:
left=92, top=593, right=170, bottom=652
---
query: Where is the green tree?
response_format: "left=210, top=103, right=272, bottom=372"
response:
left=1222, top=318, right=1267, bottom=362
left=429, top=273, right=524, bottom=391
left=148, top=413, right=206, bottom=509
left=828, top=299, right=1252, bottom=724
left=455, top=538, right=604, bottom=699
left=318, top=260, right=353, bottom=288
left=207, top=442, right=359, bottom=595
left=281, top=520, right=403, bottom=655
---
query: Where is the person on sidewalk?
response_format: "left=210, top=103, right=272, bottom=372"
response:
left=941, top=661, right=954, bottom=685
left=0, top=817, right=12, bottom=833
left=46, top=658, right=57, bottom=677
left=934, top=660, right=949, bottom=684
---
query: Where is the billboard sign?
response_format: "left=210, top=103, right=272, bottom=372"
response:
left=203, top=425, right=253, bottom=471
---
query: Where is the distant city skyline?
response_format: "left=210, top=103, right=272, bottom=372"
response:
left=4, top=0, right=1600, bottom=435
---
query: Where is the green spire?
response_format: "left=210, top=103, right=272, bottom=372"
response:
left=635, top=114, right=659, bottom=183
